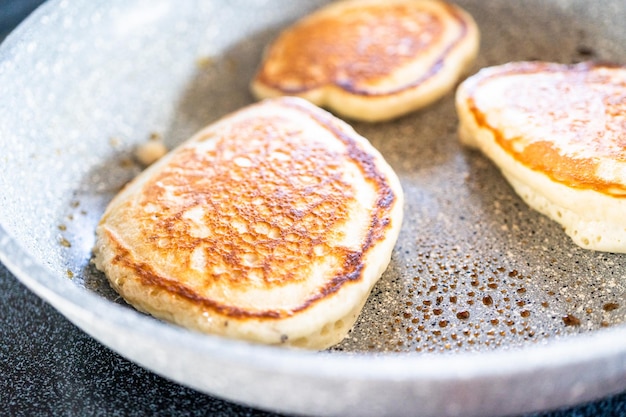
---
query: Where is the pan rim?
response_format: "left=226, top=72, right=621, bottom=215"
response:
left=1, top=1, right=626, bottom=414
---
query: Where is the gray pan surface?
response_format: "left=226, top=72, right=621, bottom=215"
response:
left=0, top=1, right=625, bottom=416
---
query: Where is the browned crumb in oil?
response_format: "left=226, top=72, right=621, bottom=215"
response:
left=119, top=157, right=135, bottom=168
left=456, top=311, right=470, bottom=320
left=135, top=133, right=168, bottom=166
left=196, top=55, right=215, bottom=69
left=562, top=314, right=581, bottom=326
left=576, top=45, right=596, bottom=57
left=66, top=270, right=74, bottom=279
left=603, top=302, right=620, bottom=312
left=58, top=224, right=67, bottom=231
left=59, top=238, right=71, bottom=248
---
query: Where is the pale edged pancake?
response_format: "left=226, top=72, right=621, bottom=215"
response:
left=93, top=97, right=403, bottom=349
left=251, top=0, right=479, bottom=122
left=456, top=61, right=626, bottom=253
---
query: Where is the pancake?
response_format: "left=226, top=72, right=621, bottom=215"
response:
left=251, top=0, right=479, bottom=122
left=93, top=97, right=404, bottom=349
left=456, top=61, right=626, bottom=253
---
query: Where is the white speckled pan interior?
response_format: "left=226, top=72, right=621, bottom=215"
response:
left=1, top=1, right=625, bottom=416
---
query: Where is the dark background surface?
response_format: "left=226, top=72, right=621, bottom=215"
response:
left=0, top=0, right=47, bottom=38
left=1, top=1, right=625, bottom=416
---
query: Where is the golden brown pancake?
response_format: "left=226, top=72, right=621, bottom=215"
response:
left=456, top=61, right=626, bottom=252
left=94, top=97, right=404, bottom=349
left=251, top=0, right=479, bottom=122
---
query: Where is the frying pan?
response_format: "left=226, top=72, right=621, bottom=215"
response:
left=1, top=1, right=625, bottom=416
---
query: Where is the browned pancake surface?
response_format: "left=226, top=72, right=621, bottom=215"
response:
left=98, top=98, right=399, bottom=321
left=461, top=61, right=626, bottom=196
left=255, top=0, right=474, bottom=95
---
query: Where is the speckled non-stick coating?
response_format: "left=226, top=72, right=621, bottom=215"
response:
left=1, top=1, right=625, bottom=416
